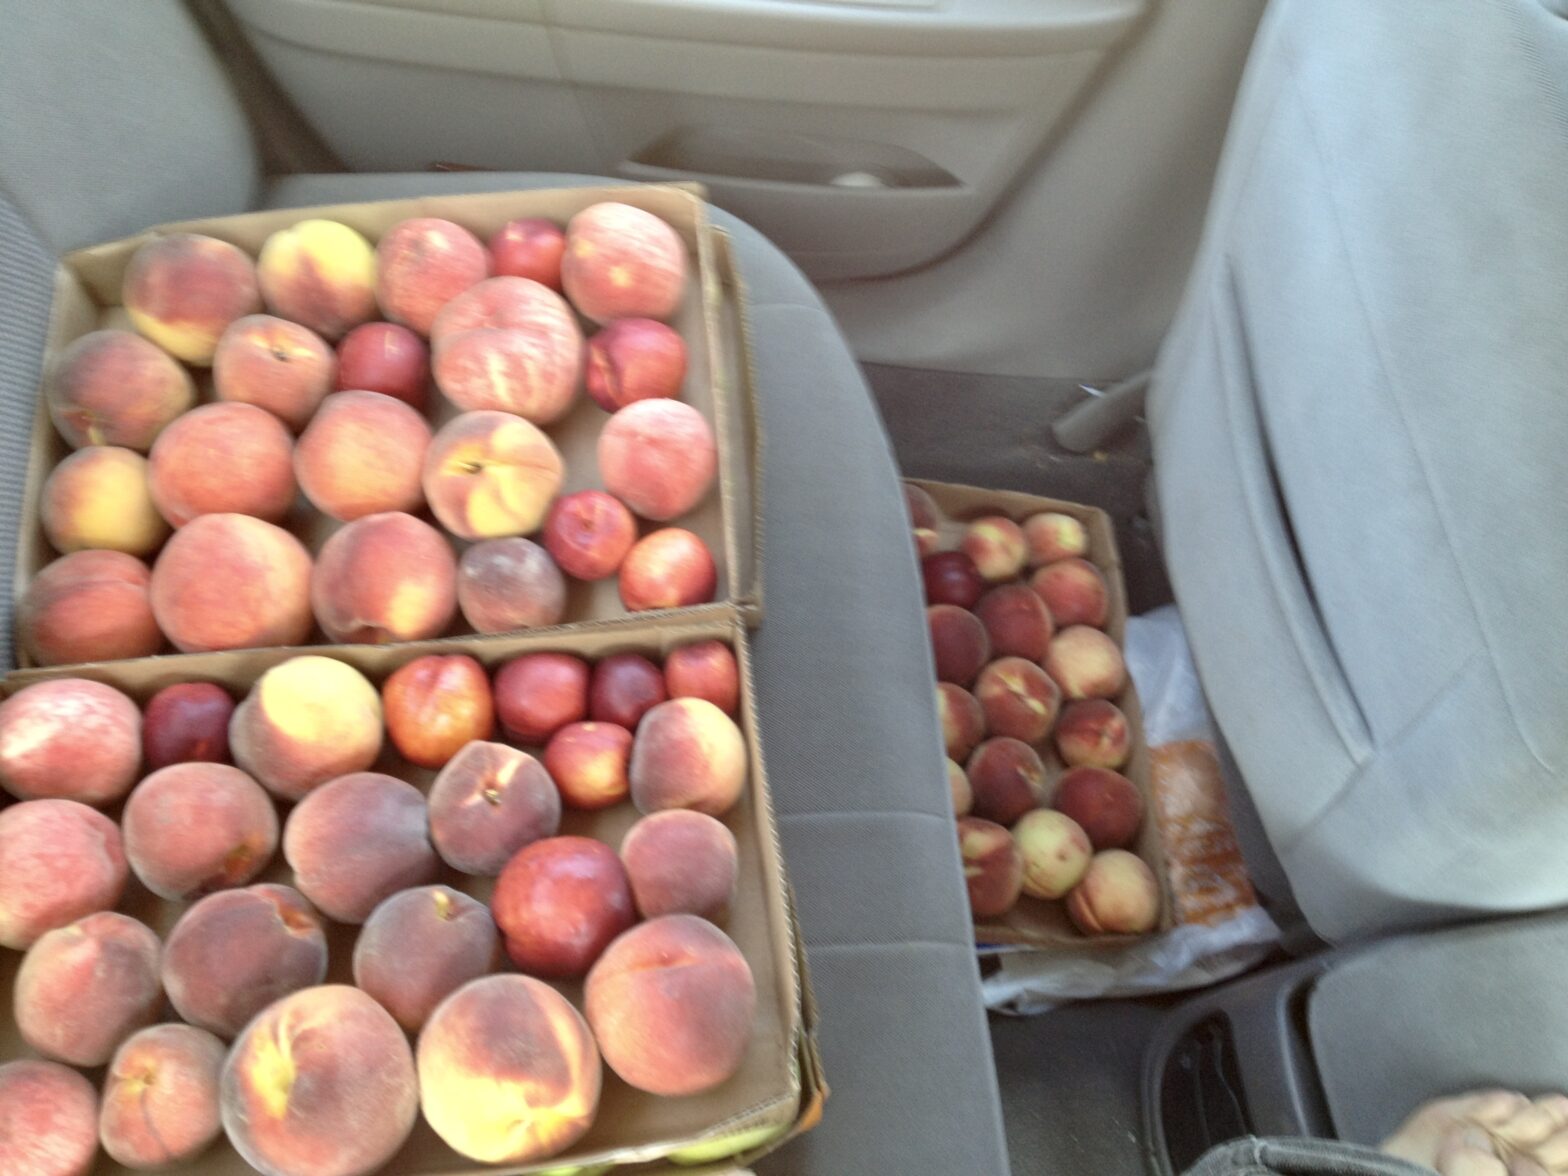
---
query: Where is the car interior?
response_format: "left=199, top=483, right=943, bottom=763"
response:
left=3, top=1, right=1565, bottom=1174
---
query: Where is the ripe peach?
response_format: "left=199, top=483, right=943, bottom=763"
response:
left=294, top=390, right=431, bottom=521
left=311, top=511, right=457, bottom=643
left=334, top=322, right=429, bottom=408
left=143, top=682, right=235, bottom=770
left=922, top=551, right=985, bottom=609
left=590, top=652, right=667, bottom=729
left=0, top=678, right=140, bottom=805
left=542, top=490, right=637, bottom=581
left=456, top=537, right=567, bottom=633
left=585, top=318, right=688, bottom=411
left=256, top=218, right=377, bottom=340
left=494, top=651, right=589, bottom=745
left=418, top=974, right=600, bottom=1164
left=1053, top=766, right=1144, bottom=850
left=123, top=233, right=262, bottom=365
left=0, top=800, right=126, bottom=950
left=0, top=1059, right=98, bottom=1176
left=15, top=911, right=162, bottom=1066
left=42, top=445, right=168, bottom=556
left=423, top=410, right=565, bottom=540
left=961, top=516, right=1028, bottom=582
left=937, top=682, right=986, bottom=761
left=283, top=771, right=438, bottom=923
left=489, top=218, right=567, bottom=289
left=967, top=737, right=1048, bottom=826
left=213, top=314, right=335, bottom=431
left=47, top=329, right=195, bottom=451
left=149, top=513, right=313, bottom=653
left=353, top=886, right=500, bottom=1032
left=974, top=583, right=1054, bottom=662
left=431, top=279, right=582, bottom=423
left=544, top=721, right=633, bottom=810
left=375, top=217, right=489, bottom=335
left=1023, top=511, right=1089, bottom=566
left=100, top=1023, right=225, bottom=1169
left=122, top=763, right=277, bottom=900
left=630, top=697, right=747, bottom=817
left=383, top=654, right=494, bottom=769
left=664, top=639, right=740, bottom=716
left=18, top=549, right=162, bottom=665
left=148, top=402, right=296, bottom=527
left=620, top=810, right=737, bottom=920
left=1044, top=625, right=1128, bottom=700
left=928, top=603, right=990, bottom=687
left=492, top=836, right=635, bottom=978
left=598, top=399, right=717, bottom=521
left=563, top=202, right=688, bottom=324
left=229, top=655, right=382, bottom=800
left=1012, top=809, right=1092, bottom=900
left=1067, top=849, right=1160, bottom=935
left=162, top=884, right=326, bottom=1038
left=974, top=656, right=1061, bottom=744
left=1054, top=699, right=1132, bottom=769
left=585, top=915, right=754, bottom=1095
left=947, top=758, right=972, bottom=816
left=957, top=816, right=1023, bottom=918
left=618, top=527, right=717, bottom=611
left=1031, top=557, right=1110, bottom=629
left=220, top=985, right=418, bottom=1176
left=428, top=742, right=561, bottom=876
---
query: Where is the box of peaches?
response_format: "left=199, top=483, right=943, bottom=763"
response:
left=907, top=480, right=1173, bottom=950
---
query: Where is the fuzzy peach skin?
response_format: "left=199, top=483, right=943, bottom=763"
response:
left=213, top=315, right=336, bottom=431
left=542, top=490, right=637, bottom=582
left=585, top=915, right=755, bottom=1096
left=973, top=583, right=1054, bottom=662
left=430, top=278, right=582, bottom=423
left=0, top=678, right=141, bottom=806
left=927, top=603, right=990, bottom=688
left=0, top=1059, right=99, bottom=1176
left=382, top=653, right=495, bottom=769
left=491, top=837, right=635, bottom=979
left=1052, top=766, right=1144, bottom=851
left=42, top=446, right=168, bottom=556
left=311, top=511, right=457, bottom=643
left=47, top=328, right=195, bottom=451
left=1022, top=511, right=1089, bottom=566
left=375, top=217, right=490, bottom=335
left=1066, top=849, right=1160, bottom=935
left=257, top=219, right=378, bottom=341
left=18, top=550, right=162, bottom=665
left=974, top=656, right=1061, bottom=745
left=122, top=233, right=262, bottom=365
left=620, top=810, right=737, bottom=920
left=598, top=399, right=717, bottom=522
left=334, top=322, right=429, bottom=408
left=618, top=528, right=717, bottom=611
left=960, top=515, right=1028, bottom=582
left=122, top=763, right=279, bottom=900
left=294, top=390, right=431, bottom=521
left=418, top=974, right=601, bottom=1164
left=229, top=655, right=382, bottom=801
left=354, top=886, right=501, bottom=1033
left=589, top=652, right=667, bottom=730
left=936, top=682, right=986, bottom=762
left=1054, top=699, right=1132, bottom=770
left=958, top=816, right=1024, bottom=918
left=664, top=639, right=741, bottom=717
left=150, top=514, right=313, bottom=653
left=1012, top=809, right=1092, bottom=901
left=15, top=911, right=162, bottom=1067
left=423, top=410, right=565, bottom=540
left=100, top=1023, right=226, bottom=1170
left=494, top=652, right=590, bottom=745
left=585, top=318, right=688, bottom=412
left=428, top=742, right=561, bottom=876
left=1043, top=625, right=1129, bottom=701
left=966, top=737, right=1048, bottom=827
left=220, top=985, right=418, bottom=1176
left=0, top=800, right=126, bottom=949
left=562, top=202, right=688, bottom=324
left=629, top=697, right=747, bottom=817
left=489, top=218, right=566, bottom=289
left=148, top=402, right=297, bottom=527
left=544, top=722, right=633, bottom=810
left=456, top=537, right=567, bottom=633
left=1030, top=557, right=1110, bottom=629
left=142, top=682, right=235, bottom=770
left=947, top=758, right=973, bottom=817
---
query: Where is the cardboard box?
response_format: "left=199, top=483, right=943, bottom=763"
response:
left=910, top=479, right=1173, bottom=949
left=12, top=184, right=763, bottom=671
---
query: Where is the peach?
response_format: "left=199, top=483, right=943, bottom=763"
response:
left=620, top=810, right=737, bottom=920
left=143, top=682, right=235, bottom=769
left=18, top=550, right=162, bottom=665
left=542, top=490, right=637, bottom=581
left=213, top=314, right=335, bottom=430
left=162, top=884, right=326, bottom=1038
left=630, top=697, right=747, bottom=817
left=584, top=915, right=754, bottom=1095
left=1044, top=625, right=1128, bottom=700
left=148, top=402, right=296, bottom=527
left=42, top=445, right=168, bottom=556
left=947, top=758, right=972, bottom=816
left=15, top=911, right=162, bottom=1066
left=618, top=527, right=717, bottom=611
left=966, top=737, right=1048, bottom=826
left=590, top=652, right=667, bottom=729
left=922, top=551, right=984, bottom=609
left=1023, top=510, right=1089, bottom=566
left=123, top=233, right=261, bottom=365
left=961, top=516, right=1028, bottom=582
left=122, top=763, right=278, bottom=900
left=1012, top=809, right=1092, bottom=900
left=428, top=742, right=561, bottom=876
left=598, top=399, right=717, bottom=521
left=149, top=514, right=313, bottom=653
left=490, top=218, right=567, bottom=289
left=562, top=202, right=688, bottom=324
left=423, top=410, right=565, bottom=540
left=353, top=886, right=500, bottom=1032
left=47, top=329, right=195, bottom=451
left=493, top=836, right=635, bottom=978
left=585, top=318, right=688, bottom=411
left=1031, top=557, right=1110, bottom=628
left=431, top=278, right=582, bottom=421
left=220, top=985, right=418, bottom=1176
left=311, top=511, right=457, bottom=643
left=664, top=639, right=741, bottom=717
left=0, top=1059, right=98, bottom=1176
left=1052, top=766, right=1144, bottom=850
left=229, top=655, right=382, bottom=800
left=375, top=217, right=490, bottom=335
left=456, top=537, right=567, bottom=633
left=417, top=974, right=599, bottom=1164
left=1067, top=849, right=1160, bottom=935
left=937, top=682, right=986, bottom=761
left=957, top=816, right=1024, bottom=919
left=256, top=218, right=377, bottom=340
left=494, top=652, right=589, bottom=744
left=283, top=771, right=438, bottom=923
left=974, top=656, right=1061, bottom=744
left=0, top=678, right=141, bottom=805
left=334, top=322, right=429, bottom=408
left=294, top=390, right=431, bottom=521
left=0, top=800, right=126, bottom=949
left=101, top=1023, right=225, bottom=1169
left=974, top=583, right=1054, bottom=661
left=383, top=653, right=495, bottom=769
left=1054, top=699, right=1132, bottom=769
left=928, top=603, right=990, bottom=687
left=544, top=722, right=633, bottom=810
